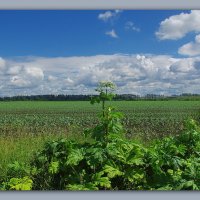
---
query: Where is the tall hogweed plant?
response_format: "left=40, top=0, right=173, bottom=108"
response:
left=1, top=81, right=200, bottom=190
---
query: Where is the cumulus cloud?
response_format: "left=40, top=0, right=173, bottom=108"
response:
left=170, top=58, right=196, bottom=72
left=8, top=66, right=44, bottom=88
left=178, top=34, right=200, bottom=56
left=7, top=66, right=22, bottom=75
left=98, top=10, right=122, bottom=22
left=156, top=10, right=200, bottom=40
left=25, top=67, right=43, bottom=79
left=125, top=21, right=140, bottom=32
left=0, top=54, right=200, bottom=96
left=10, top=76, right=30, bottom=88
left=0, top=59, right=45, bottom=91
left=105, top=29, right=118, bottom=38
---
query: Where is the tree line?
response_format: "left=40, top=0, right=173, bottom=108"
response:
left=0, top=93, right=200, bottom=101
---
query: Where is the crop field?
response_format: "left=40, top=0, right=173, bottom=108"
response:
left=0, top=100, right=200, bottom=179
left=0, top=100, right=199, bottom=139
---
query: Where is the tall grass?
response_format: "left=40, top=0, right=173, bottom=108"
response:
left=0, top=129, right=85, bottom=178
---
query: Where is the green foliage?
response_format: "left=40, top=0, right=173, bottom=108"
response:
left=24, top=82, right=149, bottom=190
left=88, top=107, right=125, bottom=141
left=91, top=81, right=116, bottom=104
left=2, top=176, right=33, bottom=190
left=1, top=120, right=200, bottom=191
left=48, top=161, right=59, bottom=174
left=89, top=82, right=124, bottom=141
left=66, top=183, right=98, bottom=191
left=91, top=81, right=116, bottom=117
left=28, top=136, right=148, bottom=190
left=103, top=165, right=124, bottom=178
left=7, top=161, right=30, bottom=178
left=144, top=119, right=200, bottom=190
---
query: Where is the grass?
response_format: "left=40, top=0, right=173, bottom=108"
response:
left=0, top=100, right=199, bottom=112
left=0, top=130, right=86, bottom=178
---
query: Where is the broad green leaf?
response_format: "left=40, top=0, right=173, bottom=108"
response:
left=66, top=148, right=84, bottom=166
left=176, top=180, right=199, bottom=190
left=48, top=161, right=59, bottom=174
left=8, top=177, right=33, bottom=191
left=103, top=165, right=124, bottom=178
left=125, top=168, right=145, bottom=183
left=92, top=172, right=111, bottom=189
left=127, top=157, right=144, bottom=165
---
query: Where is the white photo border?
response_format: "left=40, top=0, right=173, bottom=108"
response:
left=0, top=0, right=199, bottom=9
left=0, top=0, right=200, bottom=200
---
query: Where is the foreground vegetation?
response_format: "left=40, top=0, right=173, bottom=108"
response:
left=2, top=118, right=200, bottom=190
left=0, top=82, right=200, bottom=190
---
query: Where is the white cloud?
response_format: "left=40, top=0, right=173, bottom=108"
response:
left=170, top=58, right=195, bottom=72
left=98, top=10, right=122, bottom=22
left=98, top=11, right=113, bottom=22
left=8, top=66, right=44, bottom=88
left=1, top=54, right=200, bottom=96
left=156, top=10, right=200, bottom=40
left=10, top=76, right=30, bottom=88
left=125, top=21, right=140, bottom=32
left=105, top=29, right=118, bottom=38
left=47, top=75, right=57, bottom=82
left=7, top=66, right=22, bottom=75
left=178, top=34, right=200, bottom=56
left=25, top=67, right=44, bottom=80
left=65, top=77, right=74, bottom=85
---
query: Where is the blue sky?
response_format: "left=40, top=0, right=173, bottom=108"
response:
left=0, top=10, right=192, bottom=57
left=0, top=10, right=200, bottom=96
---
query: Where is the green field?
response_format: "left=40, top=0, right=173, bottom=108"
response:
left=0, top=100, right=199, bottom=178
left=0, top=100, right=199, bottom=138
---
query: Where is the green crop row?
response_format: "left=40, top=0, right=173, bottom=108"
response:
left=0, top=101, right=199, bottom=137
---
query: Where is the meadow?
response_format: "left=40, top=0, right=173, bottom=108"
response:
left=0, top=100, right=199, bottom=179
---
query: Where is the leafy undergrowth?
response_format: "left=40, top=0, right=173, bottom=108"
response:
left=1, top=118, right=200, bottom=191
left=1, top=81, right=200, bottom=190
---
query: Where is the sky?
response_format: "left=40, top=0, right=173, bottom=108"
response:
left=0, top=10, right=200, bottom=96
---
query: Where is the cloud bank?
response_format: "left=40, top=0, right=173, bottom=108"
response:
left=0, top=54, right=200, bottom=97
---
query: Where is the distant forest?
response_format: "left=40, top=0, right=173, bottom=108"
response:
left=0, top=93, right=200, bottom=101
